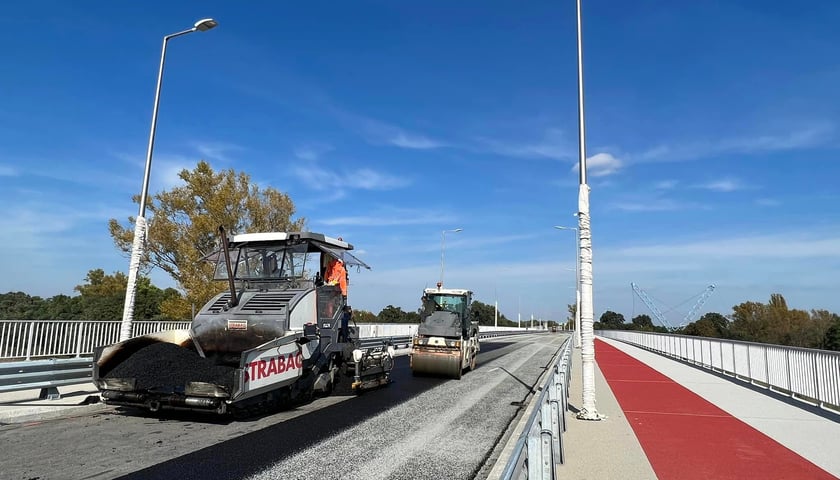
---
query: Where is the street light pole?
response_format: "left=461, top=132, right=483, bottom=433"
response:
left=555, top=225, right=581, bottom=348
left=120, top=18, right=218, bottom=342
left=573, top=0, right=601, bottom=421
left=439, top=228, right=462, bottom=288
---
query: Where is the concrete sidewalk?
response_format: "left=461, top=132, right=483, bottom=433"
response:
left=0, top=382, right=105, bottom=425
left=560, top=344, right=657, bottom=480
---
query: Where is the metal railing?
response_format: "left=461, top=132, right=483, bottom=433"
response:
left=0, top=320, right=547, bottom=362
left=599, top=330, right=840, bottom=414
left=0, top=320, right=190, bottom=361
left=501, top=337, right=573, bottom=479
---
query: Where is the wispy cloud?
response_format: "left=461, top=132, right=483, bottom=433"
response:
left=293, top=162, right=410, bottom=195
left=609, top=199, right=705, bottom=212
left=636, top=123, right=834, bottom=163
left=476, top=128, right=570, bottom=160
left=755, top=198, right=781, bottom=207
left=571, top=152, right=623, bottom=177
left=294, top=144, right=333, bottom=161
left=318, top=209, right=456, bottom=227
left=191, top=141, right=244, bottom=164
left=0, top=164, right=19, bottom=176
left=694, top=177, right=748, bottom=192
left=331, top=108, right=446, bottom=150
left=654, top=179, right=679, bottom=190
left=616, top=231, right=840, bottom=259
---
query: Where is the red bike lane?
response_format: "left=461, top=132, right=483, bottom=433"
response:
left=596, top=339, right=836, bottom=480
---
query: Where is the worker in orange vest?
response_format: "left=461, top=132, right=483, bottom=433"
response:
left=325, top=256, right=348, bottom=298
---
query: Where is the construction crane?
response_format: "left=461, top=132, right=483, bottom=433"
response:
left=631, top=283, right=716, bottom=330
left=630, top=282, right=671, bottom=329
left=683, top=284, right=716, bottom=325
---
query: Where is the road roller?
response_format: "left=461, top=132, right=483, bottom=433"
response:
left=410, top=285, right=480, bottom=379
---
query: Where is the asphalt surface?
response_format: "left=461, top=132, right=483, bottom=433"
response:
left=0, top=334, right=563, bottom=480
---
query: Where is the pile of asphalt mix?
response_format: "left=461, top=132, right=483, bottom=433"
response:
left=104, top=342, right=236, bottom=392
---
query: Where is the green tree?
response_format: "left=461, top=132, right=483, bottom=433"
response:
left=683, top=312, right=729, bottom=338
left=43, top=294, right=84, bottom=320
left=0, top=292, right=49, bottom=320
left=597, top=310, right=626, bottom=330
left=377, top=305, right=420, bottom=324
left=109, top=161, right=305, bottom=319
left=631, top=314, right=654, bottom=331
left=469, top=300, right=517, bottom=327
left=352, top=309, right=379, bottom=323
left=824, top=316, right=840, bottom=351
left=73, top=269, right=178, bottom=320
left=567, top=303, right=577, bottom=330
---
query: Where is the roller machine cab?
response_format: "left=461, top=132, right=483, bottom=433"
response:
left=410, top=286, right=480, bottom=379
left=93, top=230, right=392, bottom=416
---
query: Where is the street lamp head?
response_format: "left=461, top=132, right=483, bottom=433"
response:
left=453, top=228, right=463, bottom=233
left=194, top=18, right=218, bottom=31
left=554, top=225, right=577, bottom=231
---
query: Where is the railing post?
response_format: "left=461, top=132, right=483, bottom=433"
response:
left=746, top=344, right=752, bottom=384
left=764, top=346, right=770, bottom=387
left=24, top=322, right=36, bottom=361
left=785, top=348, right=793, bottom=394
left=812, top=352, right=821, bottom=407
left=74, top=322, right=84, bottom=358
left=731, top=342, right=736, bottom=377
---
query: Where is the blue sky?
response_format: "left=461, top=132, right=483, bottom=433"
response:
left=2, top=1, right=840, bottom=326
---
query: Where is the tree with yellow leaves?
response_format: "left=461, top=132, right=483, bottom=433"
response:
left=108, top=161, right=305, bottom=319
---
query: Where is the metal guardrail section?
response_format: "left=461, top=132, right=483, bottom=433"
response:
left=501, top=337, right=573, bottom=480
left=599, top=330, right=840, bottom=413
left=0, top=358, right=94, bottom=397
left=0, top=320, right=191, bottom=361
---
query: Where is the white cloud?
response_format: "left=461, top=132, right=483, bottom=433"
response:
left=571, top=152, right=623, bottom=177
left=0, top=164, right=19, bottom=176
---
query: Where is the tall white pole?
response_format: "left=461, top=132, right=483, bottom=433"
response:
left=120, top=20, right=217, bottom=342
left=575, top=0, right=601, bottom=421
left=518, top=295, right=521, bottom=328
left=494, top=300, right=498, bottom=328
left=574, top=231, right=581, bottom=348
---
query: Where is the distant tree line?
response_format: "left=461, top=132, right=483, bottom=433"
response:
left=0, top=269, right=182, bottom=321
left=590, top=293, right=840, bottom=352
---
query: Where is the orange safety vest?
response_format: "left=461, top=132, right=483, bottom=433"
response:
left=325, top=259, right=348, bottom=296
